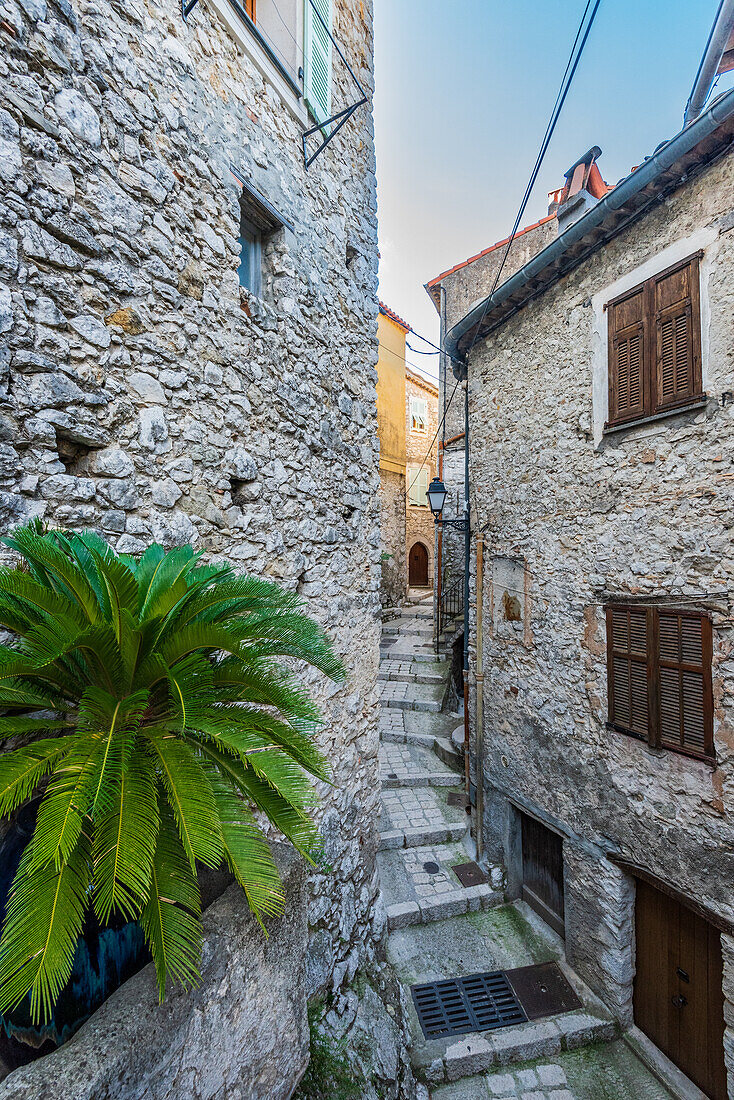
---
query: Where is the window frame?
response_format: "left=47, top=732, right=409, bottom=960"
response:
left=407, top=465, right=429, bottom=508
left=605, top=603, right=714, bottom=763
left=605, top=252, right=704, bottom=430
left=410, top=397, right=428, bottom=434
left=238, top=215, right=263, bottom=297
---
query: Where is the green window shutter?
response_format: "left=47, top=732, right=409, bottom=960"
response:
left=304, top=0, right=332, bottom=126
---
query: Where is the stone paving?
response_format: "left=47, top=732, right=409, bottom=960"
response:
left=431, top=1040, right=675, bottom=1099
left=379, top=742, right=458, bottom=787
left=378, top=679, right=446, bottom=712
left=377, top=602, right=673, bottom=1099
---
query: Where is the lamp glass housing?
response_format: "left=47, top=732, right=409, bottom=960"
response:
left=427, top=477, right=447, bottom=517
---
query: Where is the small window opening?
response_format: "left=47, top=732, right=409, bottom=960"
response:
left=346, top=242, right=357, bottom=268
left=232, top=170, right=293, bottom=305
left=238, top=216, right=263, bottom=297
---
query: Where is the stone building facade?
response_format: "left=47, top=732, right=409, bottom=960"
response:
left=405, top=367, right=438, bottom=589
left=0, top=0, right=412, bottom=1090
left=427, top=100, right=734, bottom=1099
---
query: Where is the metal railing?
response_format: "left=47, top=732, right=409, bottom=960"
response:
left=438, top=574, right=464, bottom=640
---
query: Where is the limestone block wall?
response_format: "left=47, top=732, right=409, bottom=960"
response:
left=0, top=0, right=383, bottom=1064
left=379, top=468, right=405, bottom=607
left=465, top=151, right=734, bottom=1061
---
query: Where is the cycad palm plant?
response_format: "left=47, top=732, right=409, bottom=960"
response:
left=0, top=522, right=341, bottom=1025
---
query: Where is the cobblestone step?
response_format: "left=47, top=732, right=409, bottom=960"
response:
left=380, top=786, right=469, bottom=850
left=379, top=679, right=446, bottom=712
left=379, top=842, right=504, bottom=930
left=379, top=742, right=459, bottom=788
left=387, top=905, right=621, bottom=1089
left=429, top=1032, right=672, bottom=1099
left=377, top=658, right=448, bottom=684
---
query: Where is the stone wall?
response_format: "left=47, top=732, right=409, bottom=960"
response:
left=0, top=0, right=386, bottom=1081
left=379, top=468, right=405, bottom=608
left=405, top=370, right=437, bottom=586
left=463, top=150, right=734, bottom=1076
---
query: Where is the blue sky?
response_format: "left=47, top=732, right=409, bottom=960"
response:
left=373, top=0, right=733, bottom=377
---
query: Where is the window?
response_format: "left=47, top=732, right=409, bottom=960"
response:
left=304, top=0, right=332, bottom=124
left=238, top=216, right=262, bottom=295
left=606, top=252, right=703, bottom=428
left=606, top=605, right=714, bottom=761
left=233, top=172, right=293, bottom=300
left=407, top=466, right=429, bottom=507
left=410, top=397, right=427, bottom=433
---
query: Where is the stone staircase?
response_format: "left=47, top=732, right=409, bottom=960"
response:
left=376, top=602, right=672, bottom=1100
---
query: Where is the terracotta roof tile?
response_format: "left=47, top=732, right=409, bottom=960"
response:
left=378, top=300, right=411, bottom=332
left=426, top=214, right=557, bottom=290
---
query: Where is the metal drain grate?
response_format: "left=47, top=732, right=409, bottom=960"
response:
left=411, top=970, right=527, bottom=1040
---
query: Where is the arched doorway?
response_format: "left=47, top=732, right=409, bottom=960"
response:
left=408, top=542, right=429, bottom=587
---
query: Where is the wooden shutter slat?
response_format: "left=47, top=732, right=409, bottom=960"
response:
left=608, top=288, right=646, bottom=425
left=607, top=606, right=648, bottom=739
left=653, top=257, right=702, bottom=412
left=657, top=611, right=713, bottom=758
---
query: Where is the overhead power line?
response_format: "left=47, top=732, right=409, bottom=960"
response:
left=460, top=0, right=603, bottom=364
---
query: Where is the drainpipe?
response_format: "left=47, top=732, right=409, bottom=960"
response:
left=435, top=440, right=443, bottom=655
left=462, top=379, right=471, bottom=800
left=684, top=0, right=734, bottom=126
left=475, top=533, right=485, bottom=861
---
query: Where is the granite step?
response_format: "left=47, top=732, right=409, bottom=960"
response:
left=377, top=658, right=448, bottom=685
left=379, top=679, right=446, bottom=712
left=379, top=741, right=460, bottom=788
left=379, top=841, right=504, bottom=931
left=380, top=785, right=469, bottom=850
left=387, top=903, right=618, bottom=1087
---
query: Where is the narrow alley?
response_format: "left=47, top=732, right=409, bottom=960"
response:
left=377, top=601, right=681, bottom=1100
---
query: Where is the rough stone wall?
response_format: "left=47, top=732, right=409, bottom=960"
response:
left=405, top=371, right=437, bottom=586
left=465, top=151, right=734, bottom=1061
left=379, top=468, right=405, bottom=607
left=0, top=0, right=385, bottom=1075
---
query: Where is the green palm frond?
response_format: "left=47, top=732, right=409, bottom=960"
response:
left=0, top=736, right=79, bottom=818
left=141, top=804, right=202, bottom=999
left=207, top=771, right=284, bottom=926
left=93, top=746, right=159, bottom=922
left=0, top=523, right=343, bottom=1021
left=0, top=830, right=92, bottom=1023
left=145, top=729, right=223, bottom=870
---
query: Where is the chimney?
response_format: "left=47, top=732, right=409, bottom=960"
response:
left=551, top=146, right=609, bottom=232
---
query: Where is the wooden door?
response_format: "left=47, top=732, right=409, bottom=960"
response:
left=520, top=813, right=565, bottom=937
left=409, top=543, right=428, bottom=587
left=634, top=879, right=727, bottom=1100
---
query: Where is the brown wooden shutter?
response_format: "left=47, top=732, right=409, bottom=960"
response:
left=657, top=610, right=713, bottom=758
left=608, top=287, right=646, bottom=425
left=607, top=606, right=649, bottom=739
left=653, top=256, right=702, bottom=412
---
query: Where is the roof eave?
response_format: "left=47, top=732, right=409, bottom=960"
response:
left=445, top=87, right=734, bottom=368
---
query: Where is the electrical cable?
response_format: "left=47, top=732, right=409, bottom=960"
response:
left=377, top=341, right=439, bottom=384
left=404, top=378, right=461, bottom=502
left=459, top=0, right=602, bottom=365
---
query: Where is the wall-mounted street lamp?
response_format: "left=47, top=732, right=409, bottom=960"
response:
left=426, top=477, right=469, bottom=532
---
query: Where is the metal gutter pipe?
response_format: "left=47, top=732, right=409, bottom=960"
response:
left=475, top=533, right=485, bottom=862
left=684, top=0, right=734, bottom=126
left=445, top=86, right=734, bottom=369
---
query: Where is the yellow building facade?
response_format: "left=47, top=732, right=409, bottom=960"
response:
left=376, top=304, right=408, bottom=607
